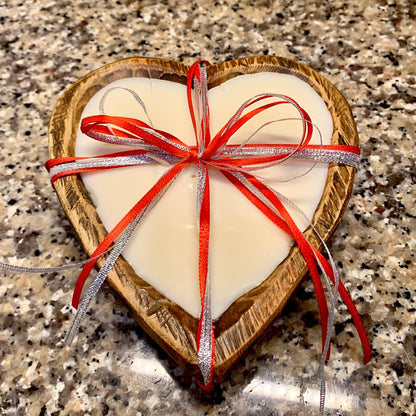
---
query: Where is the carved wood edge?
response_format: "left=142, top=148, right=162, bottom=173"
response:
left=48, top=56, right=359, bottom=382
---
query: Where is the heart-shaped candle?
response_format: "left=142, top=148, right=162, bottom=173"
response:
left=48, top=56, right=368, bottom=384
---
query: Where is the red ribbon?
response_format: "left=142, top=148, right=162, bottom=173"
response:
left=46, top=61, right=371, bottom=390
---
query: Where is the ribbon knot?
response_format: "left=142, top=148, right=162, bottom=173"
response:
left=188, top=147, right=201, bottom=163
left=45, top=60, right=370, bottom=408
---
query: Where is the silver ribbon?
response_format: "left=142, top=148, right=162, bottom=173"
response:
left=194, top=64, right=214, bottom=386
left=65, top=177, right=174, bottom=345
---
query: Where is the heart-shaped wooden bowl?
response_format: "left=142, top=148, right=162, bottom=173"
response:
left=48, top=56, right=359, bottom=382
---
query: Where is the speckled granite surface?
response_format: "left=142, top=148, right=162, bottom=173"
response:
left=0, top=1, right=415, bottom=415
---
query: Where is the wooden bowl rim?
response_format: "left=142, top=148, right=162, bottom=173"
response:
left=48, top=55, right=359, bottom=381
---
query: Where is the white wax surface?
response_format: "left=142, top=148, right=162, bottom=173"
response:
left=75, top=73, right=332, bottom=320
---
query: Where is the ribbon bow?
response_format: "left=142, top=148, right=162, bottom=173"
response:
left=45, top=61, right=370, bottom=401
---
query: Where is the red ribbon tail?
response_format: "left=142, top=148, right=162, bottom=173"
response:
left=312, top=246, right=372, bottom=364
left=221, top=168, right=371, bottom=363
left=71, top=162, right=187, bottom=309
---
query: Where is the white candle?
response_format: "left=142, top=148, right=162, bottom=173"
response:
left=76, top=73, right=332, bottom=320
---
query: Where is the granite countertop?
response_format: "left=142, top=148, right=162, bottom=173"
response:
left=0, top=1, right=415, bottom=415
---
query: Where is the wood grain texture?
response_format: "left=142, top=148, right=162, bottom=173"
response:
left=48, top=56, right=359, bottom=382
